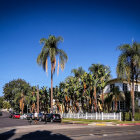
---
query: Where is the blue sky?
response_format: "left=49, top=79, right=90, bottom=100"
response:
left=0, top=0, right=140, bottom=96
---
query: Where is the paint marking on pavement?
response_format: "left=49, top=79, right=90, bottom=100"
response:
left=96, top=124, right=106, bottom=126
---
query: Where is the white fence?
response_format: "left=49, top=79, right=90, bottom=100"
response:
left=61, top=112, right=121, bottom=121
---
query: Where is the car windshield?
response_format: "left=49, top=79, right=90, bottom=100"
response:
left=54, top=114, right=60, bottom=117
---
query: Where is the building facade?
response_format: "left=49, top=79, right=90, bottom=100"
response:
left=103, top=78, right=140, bottom=111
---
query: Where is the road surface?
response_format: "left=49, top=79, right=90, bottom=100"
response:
left=0, top=111, right=140, bottom=140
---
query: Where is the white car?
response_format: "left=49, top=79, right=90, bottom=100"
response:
left=20, top=114, right=27, bottom=119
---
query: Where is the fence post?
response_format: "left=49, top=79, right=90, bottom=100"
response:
left=114, top=112, right=115, bottom=120
left=78, top=113, right=79, bottom=119
left=119, top=112, right=122, bottom=121
left=101, top=112, right=103, bottom=120
left=96, top=112, right=97, bottom=120
left=86, top=112, right=87, bottom=119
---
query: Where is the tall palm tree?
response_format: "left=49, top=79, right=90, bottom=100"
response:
left=117, top=42, right=140, bottom=121
left=37, top=35, right=68, bottom=112
left=99, top=65, right=111, bottom=111
left=88, top=64, right=107, bottom=112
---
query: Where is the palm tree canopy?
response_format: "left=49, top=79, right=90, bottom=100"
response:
left=117, top=42, right=140, bottom=82
left=71, top=67, right=85, bottom=78
left=37, top=35, right=68, bottom=74
left=89, top=64, right=110, bottom=77
left=88, top=64, right=111, bottom=87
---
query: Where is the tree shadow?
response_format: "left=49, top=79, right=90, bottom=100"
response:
left=15, top=130, right=73, bottom=140
left=0, top=129, right=16, bottom=140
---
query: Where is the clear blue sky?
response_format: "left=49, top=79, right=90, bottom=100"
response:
left=0, top=0, right=140, bottom=96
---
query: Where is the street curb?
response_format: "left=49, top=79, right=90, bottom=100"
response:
left=118, top=123, right=140, bottom=126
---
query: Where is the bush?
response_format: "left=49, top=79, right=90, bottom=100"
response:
left=123, top=112, right=140, bottom=121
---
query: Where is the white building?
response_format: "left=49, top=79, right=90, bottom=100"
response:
left=103, top=78, right=140, bottom=111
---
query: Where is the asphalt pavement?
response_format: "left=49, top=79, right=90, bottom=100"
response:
left=0, top=111, right=140, bottom=140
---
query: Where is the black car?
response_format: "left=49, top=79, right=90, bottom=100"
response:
left=45, top=113, right=61, bottom=123
left=26, top=113, right=34, bottom=120
left=0, top=111, right=2, bottom=116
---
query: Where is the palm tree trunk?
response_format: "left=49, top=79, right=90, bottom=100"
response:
left=37, top=87, right=39, bottom=114
left=21, top=98, right=24, bottom=115
left=93, top=86, right=97, bottom=112
left=131, top=81, right=135, bottom=121
left=51, top=64, right=53, bottom=113
left=101, top=91, right=104, bottom=112
left=115, top=99, right=117, bottom=112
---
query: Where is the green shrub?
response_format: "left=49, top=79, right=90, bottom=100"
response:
left=123, top=112, right=140, bottom=121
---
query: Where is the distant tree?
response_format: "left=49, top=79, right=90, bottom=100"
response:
left=117, top=42, right=140, bottom=121
left=37, top=35, right=68, bottom=112
left=3, top=79, right=31, bottom=113
left=39, top=86, right=49, bottom=112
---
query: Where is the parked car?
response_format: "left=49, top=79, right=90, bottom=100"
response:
left=45, top=113, right=61, bottom=123
left=20, top=114, right=27, bottom=119
left=13, top=113, right=20, bottom=119
left=38, top=113, right=44, bottom=121
left=9, top=112, right=15, bottom=118
left=0, top=111, right=2, bottom=116
left=26, top=113, right=34, bottom=120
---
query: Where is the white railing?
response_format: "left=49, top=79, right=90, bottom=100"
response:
left=61, top=112, right=121, bottom=121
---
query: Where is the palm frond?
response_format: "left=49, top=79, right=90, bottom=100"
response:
left=57, top=59, right=59, bottom=76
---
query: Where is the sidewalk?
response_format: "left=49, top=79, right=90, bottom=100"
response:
left=118, top=123, right=140, bottom=126
left=63, top=121, right=140, bottom=126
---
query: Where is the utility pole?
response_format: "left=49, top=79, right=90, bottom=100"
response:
left=37, top=85, right=39, bottom=114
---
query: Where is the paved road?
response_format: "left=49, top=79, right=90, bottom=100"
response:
left=0, top=111, right=46, bottom=128
left=0, top=111, right=140, bottom=140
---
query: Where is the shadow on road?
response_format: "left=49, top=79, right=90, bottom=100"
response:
left=0, top=129, right=16, bottom=140
left=0, top=129, right=73, bottom=140
left=15, top=130, right=73, bottom=140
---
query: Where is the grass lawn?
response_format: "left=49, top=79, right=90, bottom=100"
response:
left=62, top=118, right=140, bottom=124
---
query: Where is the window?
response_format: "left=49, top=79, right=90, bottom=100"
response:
left=123, top=83, right=127, bottom=92
left=110, top=84, right=115, bottom=92
left=135, top=85, right=138, bottom=92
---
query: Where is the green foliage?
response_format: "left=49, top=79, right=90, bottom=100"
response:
left=39, top=86, right=50, bottom=112
left=71, top=67, right=85, bottom=78
left=3, top=79, right=31, bottom=111
left=124, top=112, right=140, bottom=121
left=117, top=42, right=140, bottom=81
left=0, top=97, right=4, bottom=109
left=3, top=101, right=11, bottom=109
left=37, top=35, right=68, bottom=72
